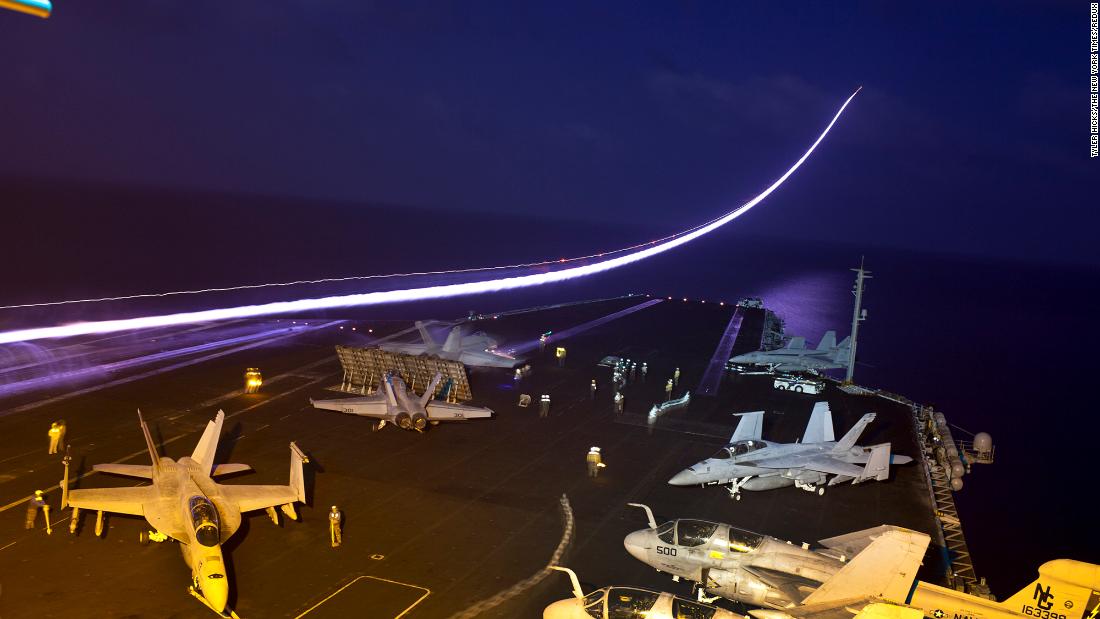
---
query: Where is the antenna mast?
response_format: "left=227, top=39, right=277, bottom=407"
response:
left=846, top=257, right=871, bottom=383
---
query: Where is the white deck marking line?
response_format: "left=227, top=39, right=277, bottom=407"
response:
left=293, top=575, right=430, bottom=619
left=0, top=540, right=17, bottom=551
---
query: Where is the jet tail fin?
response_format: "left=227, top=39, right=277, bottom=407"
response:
left=857, top=443, right=893, bottom=482
left=832, top=413, right=877, bottom=453
left=190, top=410, right=225, bottom=476
left=382, top=374, right=399, bottom=406
left=802, top=402, right=836, bottom=444
left=138, top=409, right=161, bottom=474
left=415, top=321, right=436, bottom=347
left=816, top=331, right=837, bottom=351
left=1000, top=560, right=1100, bottom=616
left=802, top=526, right=930, bottom=606
left=288, top=442, right=307, bottom=503
left=787, top=336, right=807, bottom=350
left=420, top=373, right=443, bottom=407
left=731, top=411, right=765, bottom=443
left=442, top=326, right=463, bottom=354
left=833, top=336, right=853, bottom=364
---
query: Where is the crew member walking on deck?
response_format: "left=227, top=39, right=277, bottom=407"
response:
left=590, top=379, right=597, bottom=400
left=673, top=367, right=681, bottom=387
left=665, top=379, right=673, bottom=401
left=613, top=392, right=624, bottom=414
left=329, top=505, right=343, bottom=548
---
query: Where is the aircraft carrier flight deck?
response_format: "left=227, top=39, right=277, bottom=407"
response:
left=0, top=296, right=957, bottom=618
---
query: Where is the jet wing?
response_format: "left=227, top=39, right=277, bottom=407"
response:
left=750, top=599, right=925, bottom=619
left=424, top=400, right=493, bottom=422
left=751, top=454, right=864, bottom=477
left=220, top=485, right=299, bottom=514
left=67, top=486, right=156, bottom=517
left=311, top=395, right=389, bottom=419
left=92, top=463, right=153, bottom=479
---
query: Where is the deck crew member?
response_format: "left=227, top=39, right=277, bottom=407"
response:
left=329, top=505, right=343, bottom=548
left=586, top=447, right=605, bottom=478
left=48, top=421, right=63, bottom=454
left=539, top=394, right=551, bottom=418
left=25, top=490, right=50, bottom=533
left=673, top=367, right=681, bottom=386
left=613, top=392, right=624, bottom=414
left=665, top=379, right=673, bottom=401
left=640, top=363, right=647, bottom=382
left=590, top=379, right=597, bottom=399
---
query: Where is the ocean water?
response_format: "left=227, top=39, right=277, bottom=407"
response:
left=2, top=179, right=1097, bottom=596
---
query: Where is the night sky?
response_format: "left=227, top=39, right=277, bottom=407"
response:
left=0, top=2, right=1094, bottom=267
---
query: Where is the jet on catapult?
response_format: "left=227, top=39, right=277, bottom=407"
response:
left=310, top=371, right=493, bottom=432
left=379, top=320, right=522, bottom=368
left=623, top=503, right=930, bottom=614
left=730, top=331, right=851, bottom=373
left=667, top=403, right=910, bottom=499
left=64, top=410, right=308, bottom=616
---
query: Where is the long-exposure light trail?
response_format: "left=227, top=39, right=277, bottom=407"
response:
left=0, top=87, right=860, bottom=345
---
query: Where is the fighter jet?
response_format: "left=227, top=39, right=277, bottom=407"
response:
left=667, top=403, right=910, bottom=499
left=64, top=410, right=307, bottom=616
left=903, top=559, right=1100, bottom=619
left=379, top=320, right=522, bottom=368
left=310, top=371, right=493, bottom=432
left=623, top=504, right=930, bottom=614
left=729, top=331, right=850, bottom=372
left=543, top=566, right=742, bottom=619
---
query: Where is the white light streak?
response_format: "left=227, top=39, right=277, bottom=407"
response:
left=0, top=87, right=860, bottom=345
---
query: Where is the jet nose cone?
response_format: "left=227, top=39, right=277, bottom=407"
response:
left=204, top=581, right=228, bottom=613
left=543, top=597, right=584, bottom=619
left=623, top=529, right=651, bottom=563
left=668, top=468, right=699, bottom=486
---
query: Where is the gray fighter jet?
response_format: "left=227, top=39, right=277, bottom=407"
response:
left=623, top=504, right=930, bottom=614
left=667, top=403, right=909, bottom=499
left=729, top=331, right=850, bottom=372
left=65, top=410, right=307, bottom=616
left=380, top=320, right=522, bottom=368
left=310, top=372, right=493, bottom=432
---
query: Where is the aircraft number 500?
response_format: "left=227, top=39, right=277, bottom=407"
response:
left=657, top=546, right=677, bottom=556
left=1021, top=606, right=1066, bottom=619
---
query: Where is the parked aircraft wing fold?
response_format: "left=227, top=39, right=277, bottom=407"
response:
left=803, top=526, right=929, bottom=606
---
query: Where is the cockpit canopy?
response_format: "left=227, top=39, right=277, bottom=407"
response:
left=188, top=496, right=221, bottom=547
left=656, top=519, right=764, bottom=553
left=581, top=587, right=720, bottom=618
left=712, top=439, right=767, bottom=459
